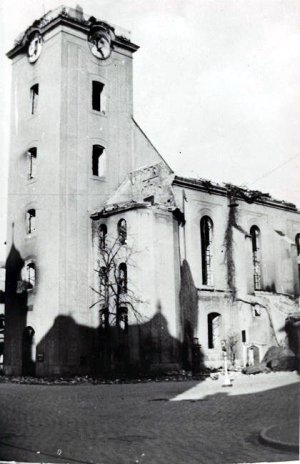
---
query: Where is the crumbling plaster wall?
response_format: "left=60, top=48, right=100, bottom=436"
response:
left=173, top=183, right=300, bottom=366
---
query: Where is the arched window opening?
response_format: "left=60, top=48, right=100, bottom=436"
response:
left=92, top=145, right=106, bottom=177
left=118, top=219, right=127, bottom=244
left=250, top=226, right=261, bottom=290
left=27, top=147, right=37, bottom=179
left=21, top=260, right=36, bottom=291
left=26, top=209, right=36, bottom=234
left=207, top=312, right=221, bottom=349
left=200, top=216, right=213, bottom=285
left=99, top=224, right=107, bottom=249
left=118, top=306, right=128, bottom=332
left=118, top=263, right=127, bottom=294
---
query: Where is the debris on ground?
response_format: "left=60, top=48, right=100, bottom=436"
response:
left=0, top=371, right=209, bottom=385
left=242, top=364, right=270, bottom=375
left=263, top=346, right=297, bottom=371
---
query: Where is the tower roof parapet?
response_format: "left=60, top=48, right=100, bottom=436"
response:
left=7, top=5, right=139, bottom=60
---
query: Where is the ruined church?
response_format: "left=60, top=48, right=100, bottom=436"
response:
left=4, top=6, right=300, bottom=377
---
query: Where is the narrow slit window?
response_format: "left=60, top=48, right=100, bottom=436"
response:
left=26, top=209, right=36, bottom=235
left=200, top=216, right=213, bottom=285
left=92, top=145, right=105, bottom=177
left=92, top=81, right=104, bottom=112
left=30, top=84, right=39, bottom=115
left=27, top=147, right=37, bottom=179
left=250, top=225, right=262, bottom=290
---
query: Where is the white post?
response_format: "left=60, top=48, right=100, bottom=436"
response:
left=222, top=350, right=232, bottom=387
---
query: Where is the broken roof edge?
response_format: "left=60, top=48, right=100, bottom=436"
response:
left=7, top=5, right=139, bottom=59
left=91, top=201, right=182, bottom=221
left=173, top=175, right=299, bottom=213
left=132, top=117, right=174, bottom=173
left=90, top=201, right=148, bottom=220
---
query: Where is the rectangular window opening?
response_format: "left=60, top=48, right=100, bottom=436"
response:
left=92, top=81, right=104, bottom=112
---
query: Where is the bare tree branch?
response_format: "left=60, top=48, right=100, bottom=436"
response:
left=90, top=230, right=146, bottom=330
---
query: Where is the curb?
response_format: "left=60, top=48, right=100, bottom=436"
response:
left=259, top=422, right=299, bottom=453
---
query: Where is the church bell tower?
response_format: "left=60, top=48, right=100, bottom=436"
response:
left=5, top=6, right=139, bottom=376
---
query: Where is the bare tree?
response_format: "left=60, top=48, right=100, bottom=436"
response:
left=90, top=226, right=144, bottom=333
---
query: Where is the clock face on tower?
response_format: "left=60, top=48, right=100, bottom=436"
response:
left=90, top=31, right=111, bottom=60
left=28, top=33, right=43, bottom=63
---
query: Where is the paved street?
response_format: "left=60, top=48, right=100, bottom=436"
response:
left=0, top=372, right=298, bottom=464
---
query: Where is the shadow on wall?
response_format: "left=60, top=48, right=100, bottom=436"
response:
left=4, top=244, right=205, bottom=377
left=34, top=309, right=205, bottom=377
left=4, top=243, right=33, bottom=376
left=179, top=259, right=201, bottom=371
left=284, top=315, right=300, bottom=373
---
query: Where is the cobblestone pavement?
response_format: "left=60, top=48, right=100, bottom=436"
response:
left=0, top=372, right=298, bottom=464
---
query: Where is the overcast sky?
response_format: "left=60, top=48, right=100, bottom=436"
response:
left=0, top=0, right=300, bottom=261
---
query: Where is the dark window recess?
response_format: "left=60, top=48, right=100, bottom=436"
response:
left=99, top=266, right=107, bottom=291
left=27, top=209, right=36, bottom=234
left=21, top=261, right=36, bottom=291
left=296, top=233, right=300, bottom=256
left=207, top=312, right=221, bottom=349
left=31, top=84, right=39, bottom=115
left=200, top=216, right=213, bottom=285
left=118, top=219, right=127, bottom=244
left=144, top=195, right=155, bottom=204
left=242, top=330, right=246, bottom=343
left=99, top=224, right=107, bottom=249
left=92, top=81, right=104, bottom=111
left=118, top=306, right=128, bottom=332
left=27, top=147, right=37, bottom=179
left=0, top=314, right=5, bottom=331
left=92, top=145, right=104, bottom=176
left=250, top=225, right=261, bottom=290
left=118, top=263, right=127, bottom=294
